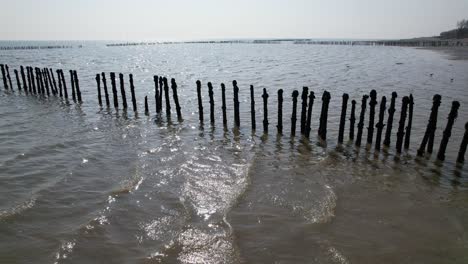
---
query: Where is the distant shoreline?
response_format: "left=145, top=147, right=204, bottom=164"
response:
left=418, top=46, right=468, bottom=60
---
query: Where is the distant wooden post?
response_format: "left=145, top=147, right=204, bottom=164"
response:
left=0, top=64, right=8, bottom=89
left=154, top=76, right=160, bottom=113
left=417, top=95, right=441, bottom=156
left=291, top=90, right=299, bottom=137
left=250, top=85, right=256, bottom=131
left=457, top=122, right=468, bottom=163
left=383, top=92, right=398, bottom=147
left=233, top=80, right=240, bottom=127
left=318, top=91, right=331, bottom=140
left=338, top=93, right=349, bottom=144
left=349, top=100, right=356, bottom=140
left=110, top=72, right=118, bottom=108
left=196, top=80, right=204, bottom=123
left=70, top=70, right=76, bottom=101
left=277, top=89, right=284, bottom=134
left=163, top=77, right=171, bottom=116
left=404, top=94, right=414, bottom=149
left=119, top=73, right=128, bottom=109
left=208, top=82, right=215, bottom=124
left=74, top=71, right=82, bottom=102
left=96, top=74, right=102, bottom=106
left=170, top=78, right=182, bottom=121
left=437, top=101, right=460, bottom=161
left=300, top=87, right=309, bottom=134
left=55, top=69, right=61, bottom=97
left=14, top=69, right=21, bottom=91
left=396, top=96, right=410, bottom=153
left=262, top=88, right=269, bottom=134
left=375, top=96, right=387, bottom=151
left=101, top=73, right=110, bottom=107
left=367, top=90, right=377, bottom=145
left=355, top=95, right=369, bottom=147
left=305, top=91, right=315, bottom=138
left=129, top=74, right=137, bottom=111
left=20, top=66, right=28, bottom=92
left=221, top=83, right=227, bottom=127
left=5, top=65, right=13, bottom=90
left=145, top=96, right=149, bottom=116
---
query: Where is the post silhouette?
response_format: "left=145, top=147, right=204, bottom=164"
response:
left=110, top=72, right=118, bottom=108
left=129, top=74, right=137, bottom=111
left=349, top=100, right=356, bottom=140
left=20, top=66, right=28, bottom=92
left=262, top=88, right=269, bottom=134
left=154, top=76, right=160, bottom=113
left=404, top=94, right=414, bottom=149
left=30, top=67, right=37, bottom=94
left=5, top=65, right=13, bottom=90
left=96, top=74, right=102, bottom=106
left=0, top=64, right=8, bottom=89
left=119, top=73, right=128, bottom=109
left=46, top=69, right=55, bottom=95
left=74, top=71, right=81, bottom=102
left=277, top=89, right=284, bottom=134
left=250, top=85, right=256, bottom=131
left=70, top=70, right=76, bottom=101
left=305, top=91, right=316, bottom=138
left=14, top=69, right=21, bottom=91
left=221, top=83, right=227, bottom=127
left=417, top=95, right=441, bottom=156
left=55, top=69, right=61, bottom=97
left=158, top=77, right=163, bottom=111
left=383, top=92, right=398, bottom=147
left=375, top=96, right=387, bottom=151
left=300, top=87, right=309, bottom=134
left=318, top=91, right=331, bottom=140
left=437, top=101, right=460, bottom=161
left=355, top=95, right=369, bottom=147
left=367, top=90, right=377, bottom=145
left=457, top=122, right=468, bottom=163
left=145, top=96, right=149, bottom=116
left=291, top=90, right=299, bottom=137
left=338, top=93, right=349, bottom=144
left=101, top=72, right=110, bottom=107
left=35, top=68, right=42, bottom=95
left=208, top=82, right=215, bottom=124
left=196, top=80, right=204, bottom=123
left=171, top=78, right=182, bottom=121
left=396, top=96, right=410, bottom=153
left=163, top=77, right=171, bottom=116
left=233, top=80, right=240, bottom=127
left=59, top=70, right=68, bottom=99
left=50, top=68, right=58, bottom=95
left=42, top=69, right=50, bottom=96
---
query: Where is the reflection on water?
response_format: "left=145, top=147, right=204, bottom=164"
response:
left=0, top=42, right=468, bottom=263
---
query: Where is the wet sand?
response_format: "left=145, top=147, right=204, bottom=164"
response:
left=419, top=46, right=468, bottom=60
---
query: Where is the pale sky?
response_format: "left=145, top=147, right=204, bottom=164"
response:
left=1, top=0, right=467, bottom=41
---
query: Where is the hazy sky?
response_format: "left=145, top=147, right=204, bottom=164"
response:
left=1, top=0, right=467, bottom=40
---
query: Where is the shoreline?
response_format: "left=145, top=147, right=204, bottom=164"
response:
left=417, top=46, right=468, bottom=60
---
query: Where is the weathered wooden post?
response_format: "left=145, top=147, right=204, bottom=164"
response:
left=375, top=96, right=387, bottom=151
left=291, top=90, right=299, bottom=137
left=367, top=90, right=377, bottom=145
left=208, top=82, right=215, bottom=124
left=30, top=67, right=37, bottom=94
left=196, top=80, right=204, bottom=123
left=73, top=71, right=81, bottom=102
left=396, top=96, right=410, bottom=153
left=404, top=94, right=414, bottom=149
left=42, top=69, right=50, bottom=96
left=355, top=95, right=369, bottom=147
left=305, top=91, right=315, bottom=138
left=417, top=95, right=442, bottom=156
left=250, top=85, right=256, bottom=131
left=233, top=80, right=240, bottom=128
left=45, top=69, right=55, bottom=95
left=457, top=122, right=468, bottom=163
left=158, top=77, right=163, bottom=111
left=129, top=74, right=137, bottom=111
left=383, top=92, right=398, bottom=147
left=14, top=69, right=21, bottom=91
left=55, top=69, right=61, bottom=97
left=338, top=93, right=349, bottom=144
left=20, top=66, right=28, bottom=92
left=154, top=75, right=160, bottom=113
left=101, top=73, right=110, bottom=107
left=277, top=89, right=284, bottom=134
left=50, top=68, right=58, bottom=95
left=0, top=64, right=8, bottom=89
left=35, top=68, right=42, bottom=94
left=119, top=73, right=128, bottom=109
left=171, top=78, right=182, bottom=121
left=163, top=77, right=171, bottom=116
left=318, top=91, right=331, bottom=140
left=221, top=83, right=227, bottom=127
left=5, top=65, right=13, bottom=90
left=437, top=101, right=460, bottom=161
left=110, top=72, right=118, bottom=108
left=262, top=88, right=269, bottom=134
left=349, top=100, right=356, bottom=140
left=300, top=87, right=309, bottom=134
left=60, top=70, right=68, bottom=99
left=145, top=96, right=149, bottom=116
left=96, top=74, right=102, bottom=106
left=69, top=70, right=76, bottom=101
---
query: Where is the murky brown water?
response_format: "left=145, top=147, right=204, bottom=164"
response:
left=0, top=42, right=468, bottom=263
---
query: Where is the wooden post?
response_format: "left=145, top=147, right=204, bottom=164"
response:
left=74, top=71, right=81, bottom=102
left=55, top=69, right=61, bottom=97
left=208, top=82, right=215, bottom=124
left=291, top=90, right=299, bottom=137
left=437, top=101, right=460, bottom=161
left=46, top=69, right=55, bottom=95
left=349, top=100, right=356, bottom=141
left=5, top=65, right=13, bottom=90
left=383, top=92, right=398, bottom=147
left=375, top=96, right=387, bottom=151
left=163, top=77, right=171, bottom=116
left=417, top=95, right=442, bottom=156
left=14, top=69, right=21, bottom=91
left=158, top=77, right=163, bottom=112
left=20, top=66, right=28, bottom=92
left=110, top=72, right=118, bottom=108
left=154, top=75, right=160, bottom=113
left=35, top=68, right=42, bottom=95
left=233, top=80, right=240, bottom=128
left=30, top=67, right=37, bottom=94
left=277, top=89, right=284, bottom=135
left=145, top=96, right=149, bottom=116
left=42, top=69, right=50, bottom=96
left=60, top=70, right=68, bottom=99
left=318, top=91, right=331, bottom=140
left=171, top=78, right=182, bottom=121
left=457, top=122, right=468, bottom=163
left=196, top=80, right=204, bottom=123
left=338, top=93, right=349, bottom=144
left=101, top=73, right=110, bottom=107
left=129, top=74, right=137, bottom=111
left=404, top=94, right=414, bottom=149
left=221, top=83, right=227, bottom=127
left=355, top=95, right=369, bottom=147
left=49, top=68, right=58, bottom=95
left=396, top=96, right=410, bottom=153
left=96, top=74, right=102, bottom=106
left=305, top=91, right=315, bottom=138
left=70, top=70, right=76, bottom=101
left=262, top=88, right=269, bottom=134
left=250, top=85, right=256, bottom=131
left=0, top=64, right=8, bottom=89
left=119, top=73, right=128, bottom=109
left=367, top=90, right=377, bottom=145
left=300, top=87, right=309, bottom=134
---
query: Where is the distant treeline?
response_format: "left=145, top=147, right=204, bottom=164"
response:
left=440, top=19, right=468, bottom=39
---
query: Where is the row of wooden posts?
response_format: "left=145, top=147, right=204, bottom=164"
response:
left=1, top=63, right=467, bottom=166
